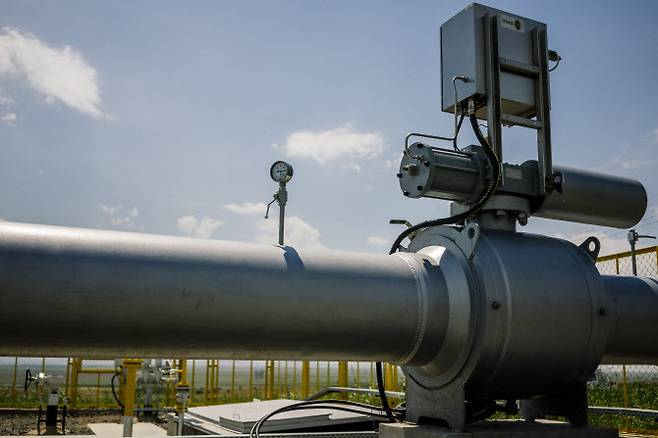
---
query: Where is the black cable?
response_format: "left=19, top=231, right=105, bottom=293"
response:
left=548, top=57, right=561, bottom=72
left=111, top=373, right=125, bottom=409
left=388, top=114, right=501, bottom=256
left=375, top=362, right=396, bottom=422
left=452, top=110, right=466, bottom=151
left=250, top=399, right=402, bottom=438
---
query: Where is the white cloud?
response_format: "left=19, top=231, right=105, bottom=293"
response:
left=225, top=202, right=267, bottom=215
left=0, top=27, right=106, bottom=119
left=176, top=215, right=225, bottom=239
left=383, top=152, right=403, bottom=171
left=650, top=128, right=658, bottom=145
left=100, top=204, right=139, bottom=229
left=367, top=236, right=389, bottom=246
left=254, top=216, right=326, bottom=251
left=0, top=112, right=16, bottom=125
left=277, top=124, right=386, bottom=167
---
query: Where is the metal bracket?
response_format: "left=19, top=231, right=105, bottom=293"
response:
left=578, top=236, right=600, bottom=262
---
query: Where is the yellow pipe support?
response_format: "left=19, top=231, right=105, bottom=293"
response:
left=122, top=358, right=142, bottom=437
left=338, top=361, right=348, bottom=400
left=284, top=361, right=288, bottom=395
left=392, top=365, right=399, bottom=391
left=204, top=360, right=210, bottom=403
left=69, top=358, right=82, bottom=407
left=301, top=360, right=310, bottom=398
left=191, top=360, right=196, bottom=404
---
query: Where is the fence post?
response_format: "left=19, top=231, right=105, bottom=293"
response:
left=122, top=358, right=142, bottom=437
left=301, top=361, right=310, bottom=398
left=96, top=373, right=101, bottom=408
left=326, top=362, right=330, bottom=387
left=370, top=363, right=374, bottom=388
left=231, top=360, right=236, bottom=401
left=315, top=361, right=320, bottom=391
left=248, top=360, right=254, bottom=400
left=10, top=357, right=18, bottom=404
left=293, top=360, right=297, bottom=396
left=266, top=360, right=275, bottom=399
left=204, top=360, right=210, bottom=404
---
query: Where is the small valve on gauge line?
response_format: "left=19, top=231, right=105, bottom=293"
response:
left=265, top=160, right=294, bottom=245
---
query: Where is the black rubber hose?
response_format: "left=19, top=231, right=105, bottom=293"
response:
left=375, top=362, right=396, bottom=422
left=111, top=373, right=125, bottom=408
left=388, top=114, right=500, bottom=255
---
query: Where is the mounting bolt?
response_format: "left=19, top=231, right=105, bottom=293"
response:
left=599, top=307, right=607, bottom=316
left=491, top=301, right=501, bottom=310
left=518, top=212, right=528, bottom=226
left=417, top=186, right=424, bottom=191
left=396, top=173, right=402, bottom=178
left=403, top=191, right=410, bottom=196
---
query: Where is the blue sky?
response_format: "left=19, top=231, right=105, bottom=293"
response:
left=0, top=0, right=657, bottom=255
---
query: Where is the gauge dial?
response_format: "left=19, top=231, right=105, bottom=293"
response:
left=270, top=161, right=294, bottom=183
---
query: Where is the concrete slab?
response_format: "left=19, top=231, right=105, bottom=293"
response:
left=379, top=421, right=619, bottom=438
left=88, top=422, right=167, bottom=437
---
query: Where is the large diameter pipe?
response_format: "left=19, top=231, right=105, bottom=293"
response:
left=601, top=275, right=658, bottom=364
left=0, top=221, right=445, bottom=362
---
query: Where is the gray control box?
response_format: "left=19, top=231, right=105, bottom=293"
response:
left=441, top=3, right=547, bottom=118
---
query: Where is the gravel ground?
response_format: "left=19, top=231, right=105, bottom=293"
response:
left=0, top=410, right=164, bottom=435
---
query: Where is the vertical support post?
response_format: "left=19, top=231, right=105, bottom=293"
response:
left=122, top=358, right=142, bottom=438
left=266, top=360, right=275, bottom=399
left=204, top=360, right=210, bottom=404
left=622, top=365, right=629, bottom=408
left=392, top=366, right=399, bottom=391
left=293, top=360, right=297, bottom=397
left=231, top=360, right=236, bottom=400
left=284, top=361, right=288, bottom=395
left=301, top=361, right=310, bottom=399
left=190, top=360, right=195, bottom=405
left=41, top=357, right=46, bottom=374
left=96, top=373, right=101, bottom=408
left=370, top=363, right=374, bottom=388
left=63, top=358, right=70, bottom=405
left=214, top=360, right=220, bottom=401
left=69, top=358, right=81, bottom=408
left=338, top=361, right=348, bottom=400
left=11, top=357, right=18, bottom=403
left=533, top=27, right=553, bottom=194
left=356, top=362, right=360, bottom=388
left=248, top=361, right=254, bottom=399
left=276, top=361, right=281, bottom=397
left=176, top=359, right=189, bottom=436
left=315, top=361, right=320, bottom=391
left=326, top=362, right=330, bottom=387
left=483, top=14, right=502, bottom=161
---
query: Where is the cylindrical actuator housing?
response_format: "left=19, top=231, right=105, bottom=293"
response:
left=398, top=145, right=647, bottom=228
left=398, top=143, right=486, bottom=201
left=535, top=164, right=647, bottom=228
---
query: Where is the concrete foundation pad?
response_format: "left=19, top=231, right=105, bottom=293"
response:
left=379, top=421, right=618, bottom=438
left=88, top=422, right=167, bottom=437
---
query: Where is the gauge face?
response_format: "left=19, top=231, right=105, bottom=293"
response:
left=270, top=161, right=293, bottom=183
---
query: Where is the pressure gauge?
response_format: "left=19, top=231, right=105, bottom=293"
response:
left=270, top=161, right=294, bottom=183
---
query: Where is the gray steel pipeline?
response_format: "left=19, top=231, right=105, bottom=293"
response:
left=601, top=275, right=658, bottom=364
left=0, top=221, right=445, bottom=362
